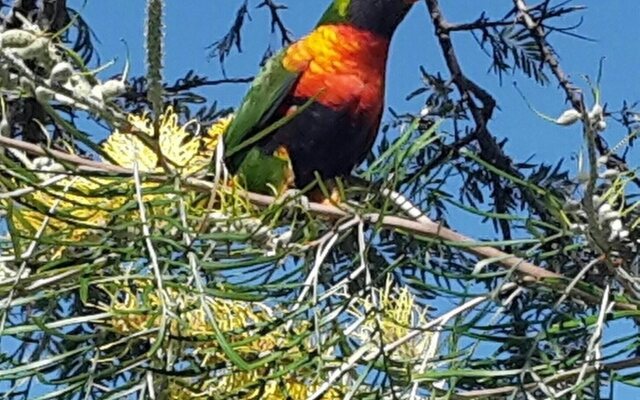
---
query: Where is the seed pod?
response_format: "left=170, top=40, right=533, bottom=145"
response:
left=66, top=75, right=92, bottom=97
left=53, top=93, right=77, bottom=107
left=0, top=116, right=10, bottom=137
left=610, top=219, right=623, bottom=233
left=0, top=29, right=36, bottom=48
left=589, top=103, right=603, bottom=121
left=90, top=85, right=104, bottom=103
left=596, top=120, right=607, bottom=131
left=555, top=109, right=581, bottom=126
left=597, top=203, right=611, bottom=215
left=600, top=169, right=620, bottom=179
left=99, top=80, right=126, bottom=99
left=12, top=37, right=49, bottom=60
left=601, top=210, right=621, bottom=222
left=597, top=155, right=608, bottom=166
left=35, top=86, right=54, bottom=102
left=50, top=62, right=75, bottom=83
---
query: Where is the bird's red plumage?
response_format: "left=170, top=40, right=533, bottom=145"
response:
left=282, top=24, right=390, bottom=123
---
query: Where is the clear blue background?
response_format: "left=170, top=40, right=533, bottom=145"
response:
left=71, top=1, right=640, bottom=397
left=75, top=0, right=640, bottom=165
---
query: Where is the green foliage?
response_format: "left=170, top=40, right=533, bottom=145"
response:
left=1, top=1, right=640, bottom=400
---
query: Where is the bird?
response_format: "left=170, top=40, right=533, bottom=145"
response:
left=223, top=0, right=416, bottom=199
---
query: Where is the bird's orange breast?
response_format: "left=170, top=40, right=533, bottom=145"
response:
left=282, top=24, right=390, bottom=116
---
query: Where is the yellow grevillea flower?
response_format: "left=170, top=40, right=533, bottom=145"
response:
left=103, top=109, right=230, bottom=174
left=348, top=276, right=431, bottom=361
left=169, top=375, right=343, bottom=400
left=8, top=109, right=232, bottom=255
left=103, top=280, right=342, bottom=400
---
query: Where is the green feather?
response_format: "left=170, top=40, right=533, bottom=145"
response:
left=317, top=0, right=350, bottom=25
left=221, top=50, right=299, bottom=191
left=235, top=148, right=290, bottom=195
left=222, top=0, right=349, bottom=193
left=224, top=0, right=348, bottom=158
left=223, top=51, right=298, bottom=154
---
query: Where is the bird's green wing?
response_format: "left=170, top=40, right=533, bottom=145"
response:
left=317, top=0, right=350, bottom=25
left=224, top=0, right=347, bottom=158
left=223, top=50, right=299, bottom=158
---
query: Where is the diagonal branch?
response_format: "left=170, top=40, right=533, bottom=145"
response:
left=513, top=0, right=584, bottom=111
left=1, top=134, right=636, bottom=312
left=423, top=0, right=553, bottom=241
left=513, top=0, right=639, bottom=191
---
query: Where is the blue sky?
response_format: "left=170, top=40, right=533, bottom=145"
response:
left=69, top=0, right=640, bottom=397
left=74, top=0, right=640, bottom=241
left=75, top=0, right=640, bottom=166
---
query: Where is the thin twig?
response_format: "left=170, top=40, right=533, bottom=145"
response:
left=569, top=284, right=611, bottom=400
left=0, top=173, right=68, bottom=199
left=453, top=354, right=640, bottom=399
left=132, top=161, right=169, bottom=354
left=0, top=176, right=79, bottom=340
left=513, top=0, right=583, bottom=110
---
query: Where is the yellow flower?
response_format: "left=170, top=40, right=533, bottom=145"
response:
left=102, top=280, right=343, bottom=400
left=168, top=373, right=343, bottom=400
left=103, top=108, right=232, bottom=175
left=8, top=109, right=233, bottom=257
left=348, top=276, right=431, bottom=361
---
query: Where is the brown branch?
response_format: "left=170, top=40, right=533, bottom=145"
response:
left=451, top=355, right=640, bottom=399
left=1, top=134, right=636, bottom=312
left=442, top=5, right=585, bottom=33
left=513, top=0, right=640, bottom=190
left=2, top=135, right=535, bottom=276
left=245, top=191, right=553, bottom=278
left=425, top=0, right=496, bottom=127
left=423, top=0, right=556, bottom=242
left=513, top=0, right=584, bottom=111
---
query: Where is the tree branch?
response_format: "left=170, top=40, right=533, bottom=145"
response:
left=513, top=0, right=584, bottom=111
left=423, top=0, right=555, bottom=241
left=1, top=134, right=636, bottom=311
left=452, top=355, right=640, bottom=399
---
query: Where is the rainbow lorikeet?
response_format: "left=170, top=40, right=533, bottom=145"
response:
left=224, top=0, right=416, bottom=196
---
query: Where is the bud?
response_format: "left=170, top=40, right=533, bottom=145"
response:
left=12, top=37, right=48, bottom=60
left=50, top=62, right=74, bottom=83
left=99, top=80, right=126, bottom=99
left=0, top=30, right=36, bottom=48
left=588, top=103, right=604, bottom=121
left=555, top=109, right=581, bottom=126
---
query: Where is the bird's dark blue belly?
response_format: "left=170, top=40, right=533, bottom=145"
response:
left=260, top=101, right=378, bottom=188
